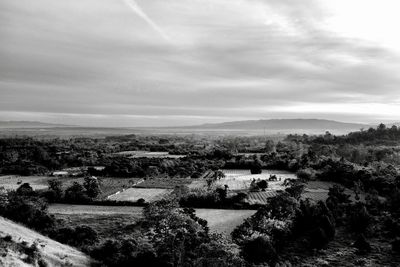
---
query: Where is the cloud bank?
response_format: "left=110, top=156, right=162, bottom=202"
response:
left=1, top=0, right=400, bottom=126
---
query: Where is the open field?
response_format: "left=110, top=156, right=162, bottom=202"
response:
left=107, top=188, right=173, bottom=202
left=303, top=181, right=365, bottom=202
left=49, top=204, right=143, bottom=215
left=114, top=150, right=186, bottom=159
left=49, top=204, right=254, bottom=237
left=246, top=191, right=281, bottom=205
left=0, top=175, right=50, bottom=190
left=134, top=178, right=192, bottom=189
left=0, top=175, right=144, bottom=199
left=195, top=209, right=255, bottom=235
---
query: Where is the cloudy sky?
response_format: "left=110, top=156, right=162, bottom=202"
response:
left=1, top=0, right=400, bottom=126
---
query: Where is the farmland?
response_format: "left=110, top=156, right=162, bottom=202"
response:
left=246, top=191, right=280, bottom=205
left=2, top=126, right=400, bottom=266
left=114, top=150, right=186, bottom=159
left=302, top=181, right=365, bottom=202
left=0, top=175, right=144, bottom=200
left=48, top=204, right=254, bottom=237
left=217, top=169, right=297, bottom=191
left=0, top=175, right=49, bottom=190
left=134, top=178, right=192, bottom=189
left=107, top=188, right=173, bottom=202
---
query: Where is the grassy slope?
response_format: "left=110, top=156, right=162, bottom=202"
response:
left=0, top=216, right=92, bottom=267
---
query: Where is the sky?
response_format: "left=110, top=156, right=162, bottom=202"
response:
left=1, top=0, right=400, bottom=127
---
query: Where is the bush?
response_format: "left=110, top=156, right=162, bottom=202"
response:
left=52, top=225, right=98, bottom=248
left=392, top=238, right=400, bottom=252
left=285, top=182, right=305, bottom=199
left=241, top=236, right=277, bottom=265
left=349, top=203, right=372, bottom=234
left=2, top=193, right=55, bottom=231
left=64, top=182, right=90, bottom=203
left=296, top=168, right=315, bottom=181
left=16, top=183, right=35, bottom=197
left=353, top=234, right=371, bottom=254
left=293, top=200, right=335, bottom=249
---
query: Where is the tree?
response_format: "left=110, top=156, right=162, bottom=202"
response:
left=214, top=170, right=225, bottom=180
left=2, top=193, right=55, bottom=231
left=250, top=160, right=262, bottom=174
left=83, top=176, right=101, bottom=199
left=64, top=182, right=89, bottom=203
left=143, top=199, right=210, bottom=266
left=256, top=180, right=268, bottom=191
left=265, top=140, right=275, bottom=153
left=16, top=183, right=34, bottom=196
left=47, top=179, right=63, bottom=201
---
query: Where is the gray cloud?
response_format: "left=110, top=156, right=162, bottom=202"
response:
left=1, top=0, right=400, bottom=126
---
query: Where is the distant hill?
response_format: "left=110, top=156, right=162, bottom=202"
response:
left=0, top=121, right=72, bottom=128
left=0, top=119, right=372, bottom=136
left=181, top=119, right=369, bottom=134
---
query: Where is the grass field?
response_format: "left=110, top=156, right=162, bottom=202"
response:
left=0, top=175, right=50, bottom=190
left=303, top=181, right=365, bottom=202
left=134, top=178, right=192, bottom=189
left=114, top=151, right=185, bottom=159
left=0, top=175, right=144, bottom=199
left=195, top=209, right=255, bottom=235
left=107, top=188, right=173, bottom=202
left=48, top=204, right=254, bottom=237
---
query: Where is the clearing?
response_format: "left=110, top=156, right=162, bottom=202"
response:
left=106, top=188, right=173, bottom=202
left=114, top=150, right=185, bottom=159
left=303, top=181, right=365, bottom=202
left=134, top=178, right=192, bottom=189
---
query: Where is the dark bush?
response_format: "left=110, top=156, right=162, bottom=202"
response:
left=349, top=203, right=372, bottom=234
left=353, top=234, right=371, bottom=254
left=241, top=236, right=277, bottom=265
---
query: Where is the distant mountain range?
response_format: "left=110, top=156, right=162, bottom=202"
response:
left=181, top=119, right=371, bottom=133
left=0, top=121, right=72, bottom=128
left=0, top=119, right=383, bottom=135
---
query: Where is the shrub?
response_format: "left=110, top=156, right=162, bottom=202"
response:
left=353, top=234, right=371, bottom=254
left=52, top=225, right=98, bottom=248
left=296, top=168, right=315, bottom=181
left=2, top=194, right=55, bottom=231
left=64, top=182, right=89, bottom=203
left=293, top=200, right=335, bottom=249
left=16, top=183, right=35, bottom=197
left=349, top=203, right=372, bottom=234
left=241, top=236, right=277, bottom=265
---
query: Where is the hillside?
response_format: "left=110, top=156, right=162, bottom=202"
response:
left=0, top=216, right=92, bottom=267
